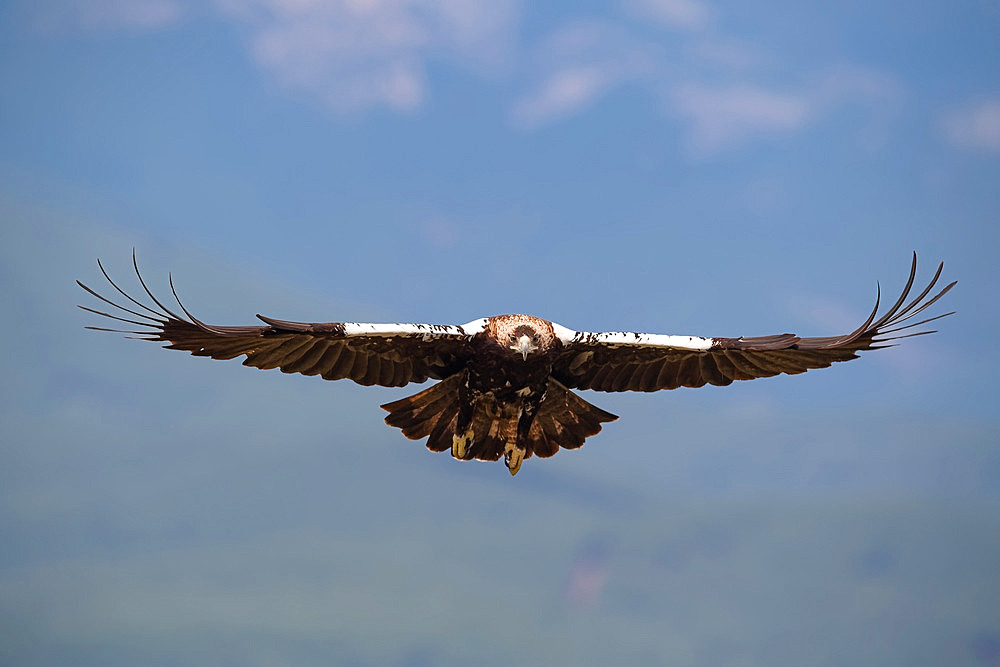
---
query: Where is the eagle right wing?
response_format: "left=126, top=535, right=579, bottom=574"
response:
left=550, top=254, right=955, bottom=393
left=78, top=254, right=481, bottom=387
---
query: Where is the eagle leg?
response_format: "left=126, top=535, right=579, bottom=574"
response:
left=504, top=439, right=526, bottom=476
left=452, top=429, right=474, bottom=460
left=503, top=405, right=536, bottom=475
left=451, top=391, right=476, bottom=461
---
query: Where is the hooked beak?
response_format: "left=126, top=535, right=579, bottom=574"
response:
left=516, top=335, right=533, bottom=361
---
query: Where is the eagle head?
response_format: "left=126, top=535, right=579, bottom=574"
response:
left=487, top=315, right=557, bottom=361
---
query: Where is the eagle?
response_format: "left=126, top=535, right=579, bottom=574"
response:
left=79, top=253, right=954, bottom=476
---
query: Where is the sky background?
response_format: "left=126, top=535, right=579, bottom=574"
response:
left=1, top=1, right=998, bottom=665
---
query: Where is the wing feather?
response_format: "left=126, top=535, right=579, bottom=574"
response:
left=349, top=349, right=370, bottom=383
left=79, top=257, right=477, bottom=388
left=698, top=354, right=730, bottom=386
left=638, top=358, right=666, bottom=389
left=325, top=346, right=357, bottom=380
left=248, top=337, right=314, bottom=370
left=282, top=340, right=330, bottom=374
left=737, top=352, right=784, bottom=375
left=677, top=355, right=705, bottom=388
left=710, top=351, right=748, bottom=382
left=377, top=357, right=397, bottom=386
left=297, top=343, right=339, bottom=376
left=553, top=253, right=955, bottom=392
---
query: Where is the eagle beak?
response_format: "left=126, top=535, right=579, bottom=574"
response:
left=516, top=335, right=533, bottom=360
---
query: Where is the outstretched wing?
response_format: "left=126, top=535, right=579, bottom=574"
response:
left=78, top=254, right=481, bottom=387
left=551, top=254, right=955, bottom=393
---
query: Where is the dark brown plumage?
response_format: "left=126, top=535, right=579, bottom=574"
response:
left=79, top=252, right=954, bottom=475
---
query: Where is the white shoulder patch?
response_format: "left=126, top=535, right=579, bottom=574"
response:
left=459, top=318, right=488, bottom=335
left=554, top=324, right=714, bottom=351
left=340, top=320, right=484, bottom=339
left=550, top=322, right=578, bottom=344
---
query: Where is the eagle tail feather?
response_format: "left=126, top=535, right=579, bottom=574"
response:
left=425, top=403, right=459, bottom=453
left=381, top=376, right=618, bottom=471
left=469, top=410, right=506, bottom=462
left=528, top=379, right=618, bottom=457
left=381, top=375, right=462, bottom=449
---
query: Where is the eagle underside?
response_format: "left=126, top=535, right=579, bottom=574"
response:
left=380, top=371, right=618, bottom=475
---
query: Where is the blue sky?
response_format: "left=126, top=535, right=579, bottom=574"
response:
left=1, top=1, right=999, bottom=664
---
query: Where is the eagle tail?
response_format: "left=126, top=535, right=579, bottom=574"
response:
left=381, top=376, right=619, bottom=473
left=526, top=379, right=619, bottom=458
left=465, top=407, right=508, bottom=462
left=458, top=381, right=621, bottom=467
left=380, top=375, right=461, bottom=453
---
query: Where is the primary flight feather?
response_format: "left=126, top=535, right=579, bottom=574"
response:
left=79, top=252, right=955, bottom=475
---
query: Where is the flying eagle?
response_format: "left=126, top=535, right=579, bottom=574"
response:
left=79, top=253, right=954, bottom=476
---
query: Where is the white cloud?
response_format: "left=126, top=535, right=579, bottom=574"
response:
left=511, top=21, right=656, bottom=128
left=39, top=0, right=519, bottom=114
left=623, top=0, right=711, bottom=31
left=670, top=83, right=811, bottom=154
left=510, top=14, right=901, bottom=155
left=942, top=97, right=1000, bottom=153
left=668, top=67, right=901, bottom=155
left=38, top=0, right=907, bottom=153
left=512, top=64, right=632, bottom=128
left=214, top=0, right=518, bottom=114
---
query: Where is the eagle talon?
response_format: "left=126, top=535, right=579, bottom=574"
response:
left=504, top=441, right=525, bottom=476
left=451, top=429, right=474, bottom=460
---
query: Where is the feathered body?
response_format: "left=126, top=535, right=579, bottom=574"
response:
left=382, top=315, right=616, bottom=474
left=79, top=253, right=954, bottom=476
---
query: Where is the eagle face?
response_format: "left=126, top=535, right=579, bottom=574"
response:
left=486, top=314, right=557, bottom=360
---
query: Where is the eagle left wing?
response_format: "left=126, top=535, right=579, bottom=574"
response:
left=551, top=254, right=955, bottom=393
left=78, top=254, right=481, bottom=387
